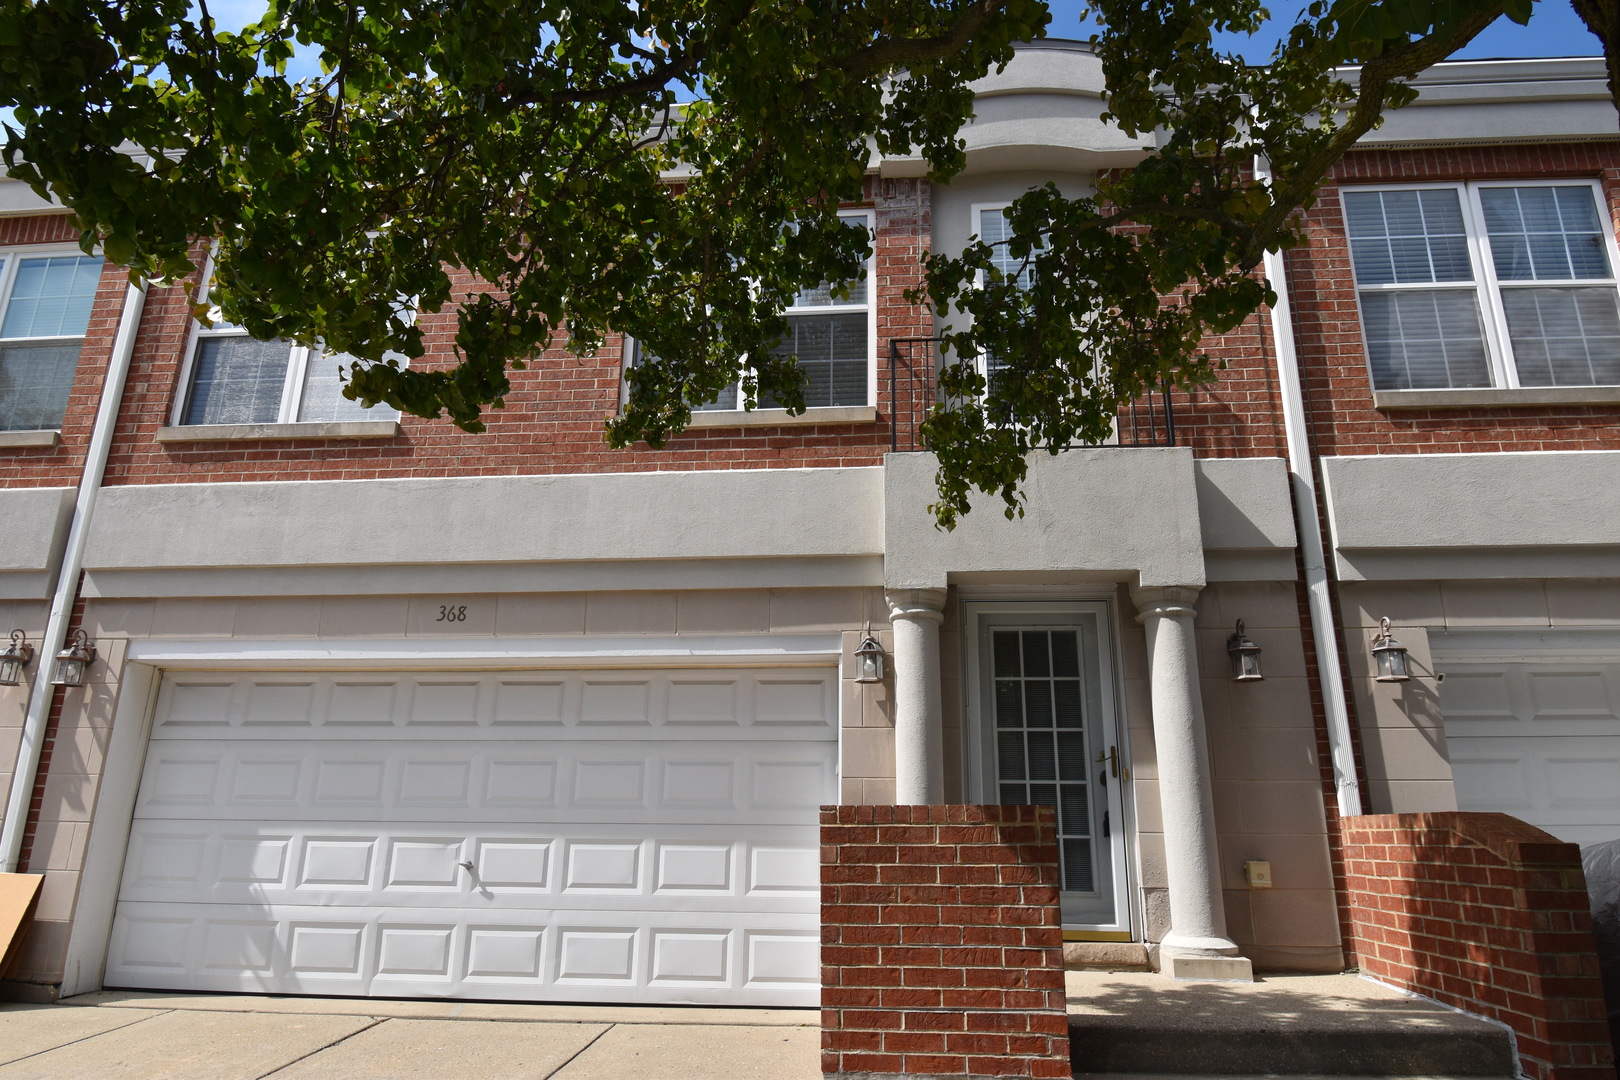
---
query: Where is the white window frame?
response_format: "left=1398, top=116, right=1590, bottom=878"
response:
left=1346, top=178, right=1620, bottom=392
left=970, top=201, right=1030, bottom=390
left=621, top=208, right=878, bottom=412
left=0, top=243, right=105, bottom=432
left=171, top=256, right=406, bottom=426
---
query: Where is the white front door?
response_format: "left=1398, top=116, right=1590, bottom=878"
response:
left=963, top=602, right=1132, bottom=934
left=1435, top=632, right=1620, bottom=848
left=104, top=667, right=836, bottom=1006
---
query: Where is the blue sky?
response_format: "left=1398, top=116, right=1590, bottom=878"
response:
left=1043, top=0, right=1602, bottom=60
left=152, top=0, right=1617, bottom=86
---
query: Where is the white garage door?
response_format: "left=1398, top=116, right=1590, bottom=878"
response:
left=1437, top=641, right=1620, bottom=847
left=104, top=668, right=836, bottom=1005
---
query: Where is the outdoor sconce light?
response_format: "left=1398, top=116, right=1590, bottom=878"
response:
left=50, top=629, right=96, bottom=688
left=1226, top=621, right=1263, bottom=682
left=1371, top=617, right=1412, bottom=683
left=854, top=630, right=885, bottom=684
left=0, top=630, right=33, bottom=687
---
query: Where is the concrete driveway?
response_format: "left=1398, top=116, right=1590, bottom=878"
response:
left=0, top=992, right=821, bottom=1080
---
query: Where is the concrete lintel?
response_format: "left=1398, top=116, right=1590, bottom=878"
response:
left=0, top=487, right=75, bottom=581
left=1335, top=545, right=1620, bottom=582
left=1322, top=451, right=1620, bottom=555
left=80, top=555, right=884, bottom=598
left=884, top=448, right=1205, bottom=591
left=84, top=467, right=885, bottom=571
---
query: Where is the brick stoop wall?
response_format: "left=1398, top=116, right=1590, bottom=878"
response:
left=1344, top=813, right=1617, bottom=1080
left=820, top=804, right=1070, bottom=1080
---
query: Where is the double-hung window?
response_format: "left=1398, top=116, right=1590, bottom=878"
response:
left=0, top=249, right=104, bottom=432
left=971, top=203, right=1044, bottom=396
left=178, top=311, right=403, bottom=426
left=633, top=209, right=876, bottom=413
left=1344, top=180, right=1620, bottom=391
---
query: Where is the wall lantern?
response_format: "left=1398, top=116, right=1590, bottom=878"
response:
left=51, top=629, right=96, bottom=688
left=1371, top=617, right=1412, bottom=683
left=0, top=630, right=33, bottom=687
left=1226, top=621, right=1263, bottom=682
left=854, top=630, right=886, bottom=684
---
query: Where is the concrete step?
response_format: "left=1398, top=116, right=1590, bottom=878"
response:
left=1066, top=971, right=1517, bottom=1078
left=1065, top=941, right=1154, bottom=971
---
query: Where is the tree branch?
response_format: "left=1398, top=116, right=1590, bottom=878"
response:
left=1257, top=4, right=1506, bottom=247
left=837, top=0, right=1013, bottom=75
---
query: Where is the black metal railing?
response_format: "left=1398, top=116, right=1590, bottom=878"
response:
left=886, top=337, right=1177, bottom=453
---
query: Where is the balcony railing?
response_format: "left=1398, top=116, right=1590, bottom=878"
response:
left=886, top=337, right=1177, bottom=454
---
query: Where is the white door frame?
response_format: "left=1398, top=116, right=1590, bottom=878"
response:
left=61, top=635, right=843, bottom=998
left=959, top=600, right=1137, bottom=938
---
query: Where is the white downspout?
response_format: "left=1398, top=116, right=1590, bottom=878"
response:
left=1, top=280, right=147, bottom=873
left=1254, top=161, right=1363, bottom=819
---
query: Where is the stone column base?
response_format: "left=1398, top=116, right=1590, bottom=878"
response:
left=1161, top=952, right=1255, bottom=982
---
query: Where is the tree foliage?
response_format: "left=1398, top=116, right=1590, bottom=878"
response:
left=0, top=0, right=1590, bottom=526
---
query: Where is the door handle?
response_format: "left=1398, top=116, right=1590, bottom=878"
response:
left=1095, top=746, right=1130, bottom=781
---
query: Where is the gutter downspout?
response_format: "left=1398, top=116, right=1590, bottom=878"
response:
left=1, top=280, right=147, bottom=873
left=1254, top=162, right=1363, bottom=819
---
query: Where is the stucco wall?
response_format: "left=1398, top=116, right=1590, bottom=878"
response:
left=84, top=468, right=885, bottom=573
left=1338, top=578, right=1620, bottom=816
left=884, top=449, right=1207, bottom=590
left=0, top=488, right=74, bottom=599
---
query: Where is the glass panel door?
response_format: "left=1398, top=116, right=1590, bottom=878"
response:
left=968, top=604, right=1131, bottom=933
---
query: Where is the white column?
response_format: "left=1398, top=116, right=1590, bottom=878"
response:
left=886, top=587, right=947, bottom=805
left=1132, top=585, right=1254, bottom=982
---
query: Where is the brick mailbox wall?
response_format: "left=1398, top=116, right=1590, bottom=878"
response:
left=1344, top=813, right=1616, bottom=1080
left=820, top=804, right=1071, bottom=1080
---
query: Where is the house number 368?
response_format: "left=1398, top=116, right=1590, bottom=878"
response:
left=436, top=605, right=468, bottom=622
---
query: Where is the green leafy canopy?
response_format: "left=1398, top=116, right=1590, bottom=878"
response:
left=0, top=0, right=1593, bottom=526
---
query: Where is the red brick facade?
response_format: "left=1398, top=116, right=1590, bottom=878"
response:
left=1344, top=813, right=1617, bottom=1080
left=0, top=178, right=926, bottom=490
left=1287, top=146, right=1620, bottom=458
left=0, top=214, right=137, bottom=487
left=6, top=144, right=1620, bottom=491
left=820, top=804, right=1070, bottom=1080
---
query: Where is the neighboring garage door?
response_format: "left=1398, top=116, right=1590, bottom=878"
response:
left=1436, top=639, right=1620, bottom=847
left=104, top=668, right=836, bottom=1005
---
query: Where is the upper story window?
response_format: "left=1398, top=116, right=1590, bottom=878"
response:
left=633, top=209, right=876, bottom=412
left=0, top=249, right=104, bottom=432
left=1343, top=181, right=1620, bottom=391
left=178, top=311, right=403, bottom=426
left=975, top=203, right=1038, bottom=290
left=972, top=203, right=1046, bottom=394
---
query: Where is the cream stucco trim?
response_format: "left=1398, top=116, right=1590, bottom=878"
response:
left=124, top=634, right=844, bottom=669
left=155, top=420, right=401, bottom=441
left=0, top=429, right=60, bottom=448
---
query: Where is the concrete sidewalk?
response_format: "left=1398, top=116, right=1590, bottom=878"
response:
left=0, top=991, right=821, bottom=1080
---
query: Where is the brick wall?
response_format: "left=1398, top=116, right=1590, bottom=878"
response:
left=1344, top=812, right=1616, bottom=1080
left=1283, top=144, right=1620, bottom=458
left=63, top=178, right=920, bottom=487
left=12, top=139, right=1620, bottom=492
left=0, top=215, right=136, bottom=487
left=821, top=804, right=1070, bottom=1080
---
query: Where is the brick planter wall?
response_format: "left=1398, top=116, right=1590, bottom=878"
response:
left=1344, top=813, right=1616, bottom=1080
left=820, top=804, right=1070, bottom=1080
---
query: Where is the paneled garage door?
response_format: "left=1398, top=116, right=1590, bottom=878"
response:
left=1437, top=643, right=1620, bottom=848
left=104, top=668, right=836, bottom=1005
